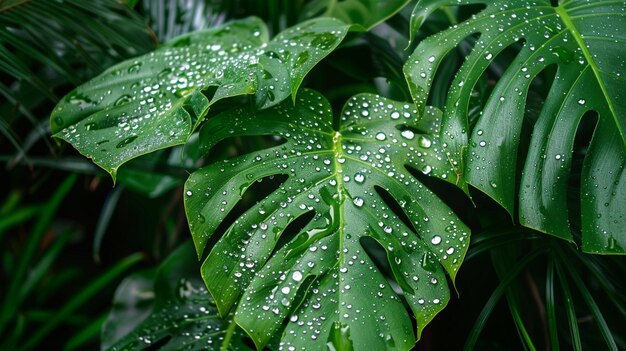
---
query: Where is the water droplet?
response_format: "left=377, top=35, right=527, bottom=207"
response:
left=354, top=173, right=365, bottom=183
left=294, top=51, right=309, bottom=68
left=431, top=236, right=442, bottom=245
left=128, top=62, right=142, bottom=73
left=401, top=130, right=415, bottom=140
left=53, top=116, right=64, bottom=127
left=116, top=135, right=138, bottom=148
left=418, top=136, right=432, bottom=148
left=375, top=132, right=386, bottom=141
left=114, top=94, right=132, bottom=106
left=292, top=271, right=303, bottom=282
left=577, top=98, right=586, bottom=105
left=353, top=197, right=364, bottom=207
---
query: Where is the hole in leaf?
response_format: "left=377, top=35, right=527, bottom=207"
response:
left=568, top=110, right=599, bottom=231
left=394, top=123, right=423, bottom=135
left=374, top=185, right=419, bottom=238
left=514, top=65, right=558, bottom=211
left=203, top=174, right=289, bottom=259
left=144, top=335, right=171, bottom=350
left=468, top=38, right=526, bottom=128
left=205, top=135, right=288, bottom=163
left=288, top=274, right=317, bottom=317
left=427, top=34, right=483, bottom=109
left=359, top=236, right=405, bottom=293
left=201, top=85, right=218, bottom=101
left=454, top=4, right=488, bottom=23
left=405, top=165, right=477, bottom=227
left=271, top=210, right=316, bottom=257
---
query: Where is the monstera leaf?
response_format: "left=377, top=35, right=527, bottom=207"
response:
left=404, top=0, right=626, bottom=253
left=50, top=17, right=349, bottom=179
left=184, top=89, right=469, bottom=349
left=102, top=242, right=255, bottom=351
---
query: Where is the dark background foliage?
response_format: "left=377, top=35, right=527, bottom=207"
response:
left=1, top=1, right=624, bottom=350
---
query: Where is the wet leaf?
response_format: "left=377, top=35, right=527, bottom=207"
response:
left=102, top=242, right=254, bottom=351
left=405, top=0, right=626, bottom=253
left=184, top=89, right=470, bottom=349
left=50, top=17, right=349, bottom=179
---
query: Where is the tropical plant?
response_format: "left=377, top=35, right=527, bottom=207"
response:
left=1, top=0, right=624, bottom=350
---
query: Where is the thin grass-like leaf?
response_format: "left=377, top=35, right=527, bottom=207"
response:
left=546, top=259, right=560, bottom=351
left=63, top=314, right=107, bottom=351
left=464, top=249, right=544, bottom=350
left=20, top=253, right=143, bottom=351
left=554, top=259, right=582, bottom=351
left=93, top=186, right=124, bottom=262
left=558, top=251, right=619, bottom=351
left=0, top=174, right=77, bottom=335
left=18, top=230, right=74, bottom=303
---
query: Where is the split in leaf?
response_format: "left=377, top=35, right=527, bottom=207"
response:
left=405, top=0, right=626, bottom=253
left=184, top=89, right=470, bottom=349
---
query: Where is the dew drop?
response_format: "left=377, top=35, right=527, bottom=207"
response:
left=292, top=271, right=303, bottom=282
left=418, top=136, right=432, bottom=148
left=401, top=130, right=415, bottom=140
left=354, top=173, right=365, bottom=183
left=353, top=197, right=364, bottom=207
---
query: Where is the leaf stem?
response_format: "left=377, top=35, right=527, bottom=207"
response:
left=220, top=318, right=238, bottom=351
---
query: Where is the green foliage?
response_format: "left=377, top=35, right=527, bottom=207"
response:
left=103, top=242, right=255, bottom=350
left=0, top=0, right=624, bottom=350
left=301, top=0, right=412, bottom=30
left=405, top=0, right=626, bottom=253
left=50, top=17, right=349, bottom=178
left=185, top=89, right=468, bottom=348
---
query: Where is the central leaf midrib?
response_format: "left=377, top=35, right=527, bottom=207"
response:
left=331, top=130, right=348, bottom=326
left=556, top=4, right=624, bottom=144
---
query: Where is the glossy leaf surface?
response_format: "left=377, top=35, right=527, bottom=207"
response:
left=50, top=17, right=349, bottom=179
left=184, top=89, right=469, bottom=349
left=103, top=242, right=253, bottom=351
left=405, top=0, right=626, bottom=253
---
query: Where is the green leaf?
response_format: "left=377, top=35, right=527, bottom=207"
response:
left=301, top=0, right=412, bottom=30
left=50, top=17, right=349, bottom=179
left=184, top=89, right=469, bottom=349
left=404, top=0, right=626, bottom=253
left=103, top=242, right=254, bottom=351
